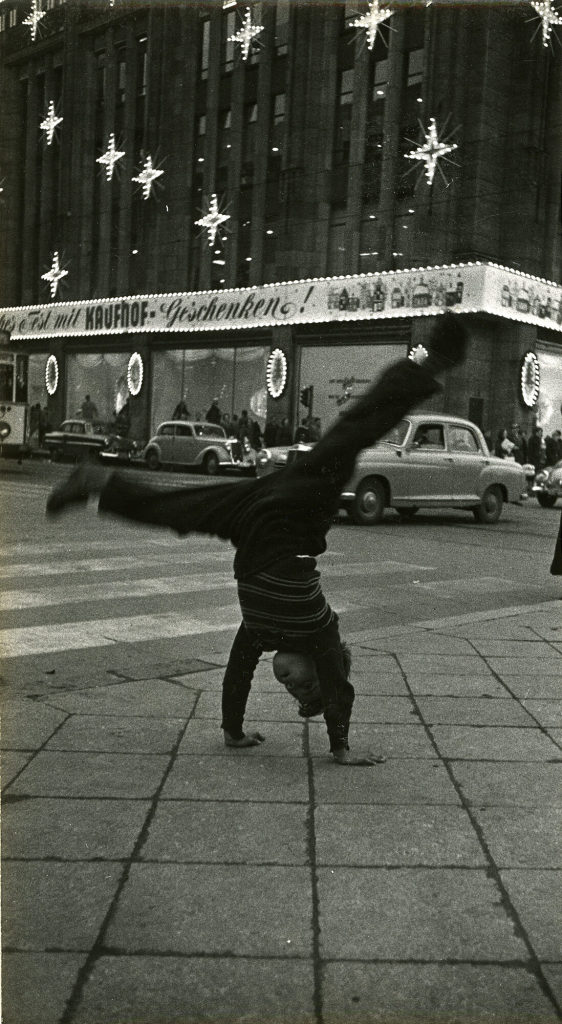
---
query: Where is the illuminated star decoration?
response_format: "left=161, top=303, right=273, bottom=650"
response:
left=228, top=6, right=264, bottom=61
left=23, top=0, right=46, bottom=41
left=131, top=155, right=164, bottom=200
left=529, top=1, right=562, bottom=46
left=97, top=133, right=125, bottom=180
left=40, top=101, right=63, bottom=146
left=41, top=251, right=68, bottom=298
left=350, top=0, right=393, bottom=50
left=405, top=118, right=459, bottom=186
left=195, top=194, right=231, bottom=248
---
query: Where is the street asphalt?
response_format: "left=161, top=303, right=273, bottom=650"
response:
left=1, top=456, right=561, bottom=1023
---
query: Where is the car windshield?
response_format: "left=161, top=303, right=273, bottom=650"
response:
left=380, top=419, right=410, bottom=446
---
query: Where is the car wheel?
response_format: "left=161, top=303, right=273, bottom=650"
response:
left=473, top=485, right=503, bottom=524
left=537, top=493, right=558, bottom=508
left=397, top=506, right=419, bottom=519
left=203, top=451, right=220, bottom=476
left=350, top=478, right=386, bottom=525
left=146, top=449, right=161, bottom=471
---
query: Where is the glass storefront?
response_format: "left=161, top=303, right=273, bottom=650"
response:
left=66, top=352, right=131, bottom=425
left=536, top=343, right=562, bottom=434
left=298, top=342, right=404, bottom=434
left=151, top=345, right=269, bottom=434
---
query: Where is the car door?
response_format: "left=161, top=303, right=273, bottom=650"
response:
left=68, top=421, right=88, bottom=458
left=445, top=423, right=486, bottom=501
left=396, top=422, right=455, bottom=501
left=173, top=424, right=197, bottom=466
left=156, top=424, right=176, bottom=463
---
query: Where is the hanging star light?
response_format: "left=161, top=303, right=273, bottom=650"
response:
left=131, top=155, right=164, bottom=200
left=350, top=0, right=393, bottom=50
left=228, top=6, right=264, bottom=61
left=529, top=1, right=562, bottom=46
left=195, top=194, right=231, bottom=248
left=41, top=251, right=68, bottom=298
left=23, top=0, right=46, bottom=41
left=97, top=134, right=126, bottom=180
left=40, top=101, right=63, bottom=146
left=405, top=117, right=458, bottom=186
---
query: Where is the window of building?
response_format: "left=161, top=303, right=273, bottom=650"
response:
left=339, top=67, right=354, bottom=105
left=275, top=0, right=289, bottom=54
left=198, top=114, right=207, bottom=136
left=372, top=58, right=389, bottom=103
left=327, top=220, right=346, bottom=274
left=137, top=37, right=148, bottom=97
left=407, top=47, right=424, bottom=88
left=200, top=18, right=210, bottom=79
left=223, top=10, right=236, bottom=71
left=273, top=92, right=286, bottom=124
left=0, top=13, right=5, bottom=32
left=249, top=1, right=262, bottom=64
left=221, top=108, right=232, bottom=130
left=9, top=8, right=18, bottom=28
left=246, top=102, right=258, bottom=123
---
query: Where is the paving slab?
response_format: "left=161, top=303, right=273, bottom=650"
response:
left=0, top=751, right=34, bottom=789
left=499, top=869, right=562, bottom=961
left=416, top=696, right=534, bottom=727
left=0, top=699, right=69, bottom=749
left=161, top=754, right=309, bottom=802
left=315, top=804, right=485, bottom=866
left=431, top=725, right=559, bottom=761
left=177, top=718, right=305, bottom=756
left=6, top=751, right=169, bottom=798
left=398, top=654, right=494, bottom=676
left=39, top=678, right=199, bottom=718
left=365, top=634, right=477, bottom=655
left=194, top=689, right=300, bottom=722
left=406, top=673, right=508, bottom=697
left=2, top=861, right=122, bottom=950
left=140, top=800, right=308, bottom=864
left=542, top=965, right=562, bottom=1009
left=471, top=806, right=562, bottom=868
left=74, top=955, right=316, bottom=1024
left=469, top=640, right=561, bottom=658
left=308, top=721, right=436, bottom=759
left=322, top=962, right=560, bottom=1023
left=1, top=797, right=150, bottom=860
left=521, top=700, right=562, bottom=729
left=452, top=762, right=562, bottom=806
left=43, top=713, right=185, bottom=753
left=487, top=656, right=562, bottom=676
left=498, top=674, right=562, bottom=698
left=317, top=867, right=527, bottom=960
left=105, top=863, right=313, bottom=957
left=312, top=759, right=460, bottom=805
left=345, top=695, right=419, bottom=723
left=1, top=952, right=87, bottom=1024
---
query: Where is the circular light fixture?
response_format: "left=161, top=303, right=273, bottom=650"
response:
left=408, top=344, right=429, bottom=364
left=266, top=348, right=288, bottom=399
left=127, top=352, right=144, bottom=396
left=520, top=351, right=540, bottom=408
left=45, top=354, right=59, bottom=395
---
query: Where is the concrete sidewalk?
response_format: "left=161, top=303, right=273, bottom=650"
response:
left=2, top=600, right=562, bottom=1023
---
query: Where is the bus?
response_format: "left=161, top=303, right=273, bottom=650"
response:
left=0, top=341, right=30, bottom=459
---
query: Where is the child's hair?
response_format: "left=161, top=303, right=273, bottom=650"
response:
left=341, top=640, right=352, bottom=677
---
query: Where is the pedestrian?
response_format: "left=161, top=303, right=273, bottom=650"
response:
left=545, top=430, right=562, bottom=466
left=495, top=428, right=516, bottom=460
left=527, top=426, right=544, bottom=473
left=510, top=423, right=527, bottom=464
left=172, top=399, right=190, bottom=421
left=80, top=394, right=98, bottom=422
left=205, top=398, right=222, bottom=425
left=263, top=419, right=278, bottom=446
left=46, top=312, right=469, bottom=765
left=38, top=406, right=51, bottom=446
left=309, top=417, right=322, bottom=442
left=237, top=409, right=251, bottom=442
left=275, top=416, right=292, bottom=445
left=294, top=418, right=311, bottom=443
left=249, top=419, right=262, bottom=451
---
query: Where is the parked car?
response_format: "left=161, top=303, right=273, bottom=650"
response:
left=142, top=421, right=255, bottom=475
left=44, top=419, right=139, bottom=463
left=532, top=459, right=562, bottom=507
left=255, top=413, right=527, bottom=524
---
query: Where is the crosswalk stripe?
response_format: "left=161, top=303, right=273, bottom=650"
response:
left=0, top=571, right=236, bottom=610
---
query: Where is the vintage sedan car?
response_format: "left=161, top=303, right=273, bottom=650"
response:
left=142, top=421, right=255, bottom=475
left=44, top=419, right=138, bottom=463
left=532, top=459, right=562, bottom=507
left=255, top=413, right=527, bottom=524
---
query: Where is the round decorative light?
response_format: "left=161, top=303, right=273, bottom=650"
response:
left=520, top=351, right=540, bottom=408
left=45, top=354, right=59, bottom=395
left=408, top=344, right=429, bottom=364
left=266, top=348, right=288, bottom=399
left=127, top=352, right=144, bottom=396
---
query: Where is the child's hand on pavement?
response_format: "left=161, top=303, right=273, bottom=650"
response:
left=332, top=749, right=385, bottom=766
left=224, top=731, right=265, bottom=748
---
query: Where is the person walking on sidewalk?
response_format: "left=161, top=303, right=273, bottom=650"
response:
left=46, top=313, right=469, bottom=765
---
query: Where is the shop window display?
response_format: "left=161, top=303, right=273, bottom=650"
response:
left=151, top=346, right=269, bottom=436
left=66, top=352, right=131, bottom=426
left=298, top=343, right=402, bottom=434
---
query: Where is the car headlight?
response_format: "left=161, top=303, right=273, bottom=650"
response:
left=535, top=471, right=549, bottom=484
left=256, top=449, right=271, bottom=465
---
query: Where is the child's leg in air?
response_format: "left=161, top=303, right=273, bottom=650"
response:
left=221, top=622, right=265, bottom=747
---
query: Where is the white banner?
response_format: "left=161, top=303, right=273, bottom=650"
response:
left=0, top=262, right=560, bottom=340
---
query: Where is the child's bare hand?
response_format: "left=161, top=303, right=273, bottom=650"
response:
left=224, top=731, right=265, bottom=748
left=332, top=749, right=385, bottom=766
